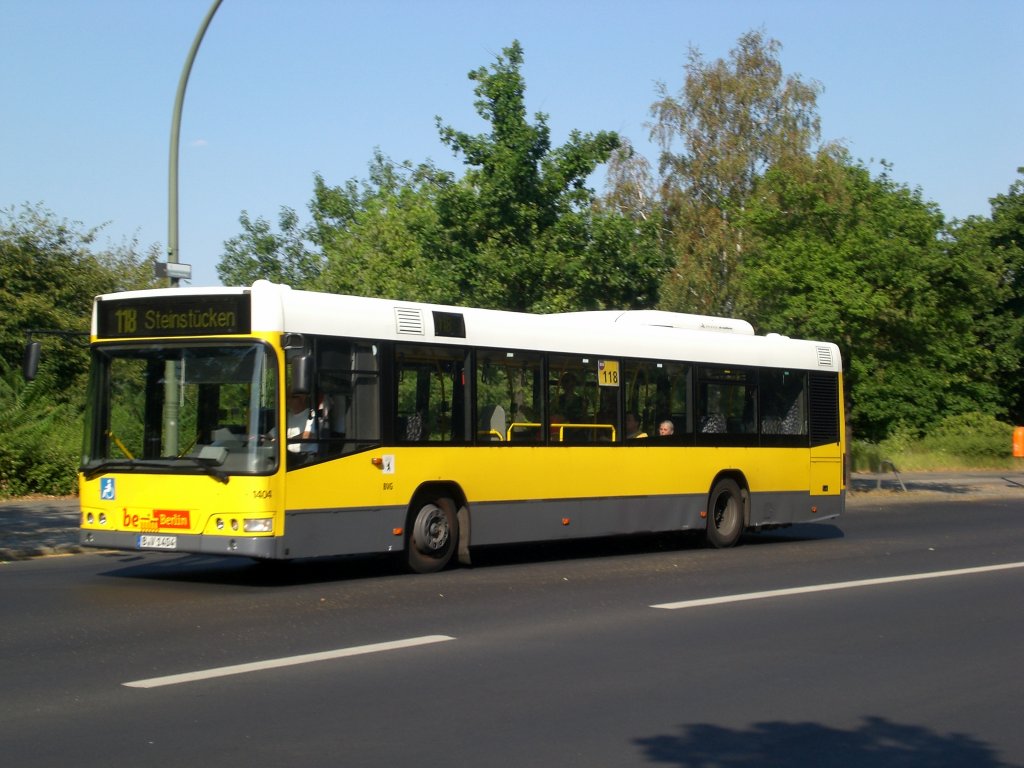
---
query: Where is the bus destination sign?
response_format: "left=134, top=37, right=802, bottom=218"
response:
left=97, top=295, right=252, bottom=339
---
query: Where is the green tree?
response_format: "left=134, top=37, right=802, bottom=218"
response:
left=1, top=204, right=156, bottom=396
left=0, top=366, right=82, bottom=496
left=433, top=40, right=663, bottom=311
left=314, top=153, right=456, bottom=303
left=217, top=206, right=322, bottom=288
left=649, top=29, right=826, bottom=315
left=0, top=203, right=157, bottom=496
left=737, top=152, right=1007, bottom=441
left=246, top=41, right=665, bottom=313
left=950, top=168, right=1024, bottom=423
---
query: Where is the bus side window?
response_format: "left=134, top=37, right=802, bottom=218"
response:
left=760, top=369, right=807, bottom=438
left=395, top=345, right=467, bottom=443
left=624, top=360, right=690, bottom=442
left=476, top=349, right=542, bottom=444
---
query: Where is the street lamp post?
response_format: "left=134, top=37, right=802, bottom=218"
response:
left=163, top=0, right=223, bottom=456
left=166, top=0, right=223, bottom=287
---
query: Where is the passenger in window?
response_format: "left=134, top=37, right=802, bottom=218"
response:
left=555, top=372, right=586, bottom=422
left=626, top=412, right=648, bottom=439
left=658, top=419, right=674, bottom=436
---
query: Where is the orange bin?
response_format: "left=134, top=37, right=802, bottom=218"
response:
left=1014, top=426, right=1024, bottom=458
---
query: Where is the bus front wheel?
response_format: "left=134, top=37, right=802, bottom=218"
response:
left=706, top=478, right=744, bottom=548
left=407, top=497, right=458, bottom=573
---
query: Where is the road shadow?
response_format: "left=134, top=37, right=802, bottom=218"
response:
left=96, top=524, right=843, bottom=586
left=634, top=717, right=1019, bottom=767
left=743, top=522, right=845, bottom=546
left=97, top=532, right=711, bottom=586
left=95, top=550, right=403, bottom=587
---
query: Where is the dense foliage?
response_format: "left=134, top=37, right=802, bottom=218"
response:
left=0, top=204, right=157, bottom=495
left=3, top=34, right=1023, bottom=495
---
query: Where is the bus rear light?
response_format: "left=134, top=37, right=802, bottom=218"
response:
left=99, top=513, right=106, bottom=525
left=371, top=457, right=384, bottom=468
left=244, top=518, right=273, bottom=533
left=562, top=517, right=571, bottom=526
left=216, top=518, right=224, bottom=530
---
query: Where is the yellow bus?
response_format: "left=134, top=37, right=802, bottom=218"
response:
left=79, top=280, right=845, bottom=572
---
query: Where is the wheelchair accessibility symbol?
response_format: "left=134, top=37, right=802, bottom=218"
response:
left=100, top=478, right=116, bottom=501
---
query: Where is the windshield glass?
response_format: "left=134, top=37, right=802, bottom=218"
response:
left=83, top=342, right=278, bottom=476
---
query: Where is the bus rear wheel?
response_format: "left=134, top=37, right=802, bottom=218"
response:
left=706, top=478, right=744, bottom=548
left=407, top=497, right=458, bottom=573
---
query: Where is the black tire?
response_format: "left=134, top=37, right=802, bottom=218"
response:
left=406, top=497, right=458, bottom=573
left=705, top=478, right=744, bottom=548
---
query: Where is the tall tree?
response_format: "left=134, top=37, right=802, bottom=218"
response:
left=314, top=152, right=456, bottom=303
left=649, top=29, right=825, bottom=315
left=434, top=40, right=661, bottom=311
left=0, top=204, right=157, bottom=495
left=736, top=152, right=1009, bottom=441
left=217, top=206, right=322, bottom=288
left=951, top=168, right=1024, bottom=423
left=601, top=139, right=657, bottom=224
left=271, top=41, right=665, bottom=313
left=0, top=204, right=156, bottom=395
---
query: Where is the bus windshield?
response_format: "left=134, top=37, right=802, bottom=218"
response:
left=83, top=342, right=278, bottom=478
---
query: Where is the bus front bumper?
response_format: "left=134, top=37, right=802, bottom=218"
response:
left=80, top=529, right=281, bottom=559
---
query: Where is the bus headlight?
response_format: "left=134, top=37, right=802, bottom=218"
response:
left=244, top=518, right=273, bottom=533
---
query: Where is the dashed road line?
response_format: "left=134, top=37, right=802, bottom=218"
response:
left=123, top=634, right=455, bottom=689
left=651, top=562, right=1024, bottom=610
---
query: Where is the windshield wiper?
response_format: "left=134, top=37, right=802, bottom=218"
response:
left=82, top=458, right=229, bottom=484
left=82, top=460, right=178, bottom=481
left=178, top=457, right=230, bottom=485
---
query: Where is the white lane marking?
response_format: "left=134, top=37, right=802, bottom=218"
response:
left=651, top=561, right=1024, bottom=610
left=123, top=635, right=455, bottom=689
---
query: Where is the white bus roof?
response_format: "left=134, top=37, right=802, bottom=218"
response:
left=94, top=281, right=841, bottom=373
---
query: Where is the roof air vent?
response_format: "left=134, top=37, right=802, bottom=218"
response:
left=395, top=307, right=425, bottom=335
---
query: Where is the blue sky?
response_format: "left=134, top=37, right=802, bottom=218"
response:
left=4, top=0, right=1022, bottom=287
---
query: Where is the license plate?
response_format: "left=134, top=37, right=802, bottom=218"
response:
left=138, top=535, right=177, bottom=550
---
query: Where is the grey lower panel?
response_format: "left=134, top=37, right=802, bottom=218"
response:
left=471, top=489, right=845, bottom=547
left=81, top=530, right=279, bottom=559
left=813, top=491, right=845, bottom=521
left=748, top=490, right=845, bottom=527
left=469, top=495, right=708, bottom=547
left=282, top=506, right=408, bottom=559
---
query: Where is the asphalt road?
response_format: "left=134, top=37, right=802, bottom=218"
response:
left=2, top=479, right=1023, bottom=767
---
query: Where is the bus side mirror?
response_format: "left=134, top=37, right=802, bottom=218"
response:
left=23, top=341, right=41, bottom=381
left=290, top=354, right=312, bottom=396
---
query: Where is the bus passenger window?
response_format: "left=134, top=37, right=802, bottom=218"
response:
left=761, top=369, right=807, bottom=438
left=698, top=366, right=757, bottom=442
left=624, top=360, right=690, bottom=441
left=548, top=355, right=611, bottom=443
left=476, top=349, right=543, bottom=444
left=395, top=345, right=467, bottom=443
